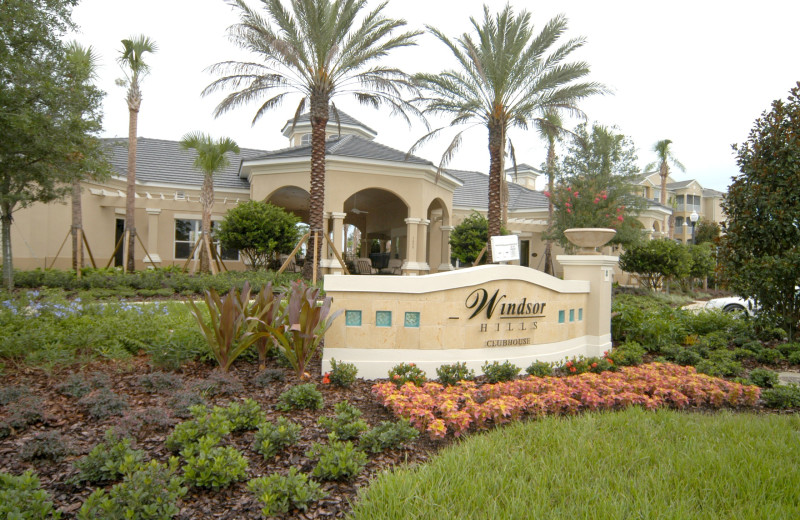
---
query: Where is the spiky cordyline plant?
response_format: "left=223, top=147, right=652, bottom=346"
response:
left=203, top=0, right=422, bottom=279
left=411, top=5, right=605, bottom=261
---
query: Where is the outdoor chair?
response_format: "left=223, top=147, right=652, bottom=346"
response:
left=380, top=258, right=403, bottom=275
left=355, top=258, right=378, bottom=275
left=279, top=254, right=302, bottom=273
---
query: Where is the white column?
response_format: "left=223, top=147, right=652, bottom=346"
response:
left=402, top=217, right=421, bottom=275
left=439, top=225, right=454, bottom=271
left=329, top=212, right=346, bottom=274
left=417, top=218, right=430, bottom=273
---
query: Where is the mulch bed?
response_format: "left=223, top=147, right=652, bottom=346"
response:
left=0, top=354, right=455, bottom=519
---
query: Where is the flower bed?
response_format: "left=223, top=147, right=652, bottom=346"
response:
left=372, top=363, right=761, bottom=439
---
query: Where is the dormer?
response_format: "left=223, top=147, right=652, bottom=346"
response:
left=281, top=109, right=378, bottom=147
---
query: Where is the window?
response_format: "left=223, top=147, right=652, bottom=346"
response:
left=174, top=219, right=238, bottom=261
left=676, top=195, right=684, bottom=211
left=675, top=216, right=684, bottom=228
left=653, top=188, right=661, bottom=202
left=687, top=194, right=701, bottom=211
left=300, top=133, right=311, bottom=146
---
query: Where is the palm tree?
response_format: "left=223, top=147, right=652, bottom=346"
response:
left=117, top=35, right=157, bottom=272
left=536, top=110, right=570, bottom=275
left=647, top=139, right=685, bottom=239
left=179, top=132, right=240, bottom=273
left=203, top=0, right=421, bottom=279
left=412, top=5, right=605, bottom=262
left=65, top=41, right=99, bottom=271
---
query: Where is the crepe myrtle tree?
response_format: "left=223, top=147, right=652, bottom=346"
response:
left=719, top=82, right=800, bottom=340
left=204, top=0, right=422, bottom=280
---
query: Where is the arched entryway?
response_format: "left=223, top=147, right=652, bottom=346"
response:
left=426, top=198, right=453, bottom=273
left=265, top=186, right=310, bottom=223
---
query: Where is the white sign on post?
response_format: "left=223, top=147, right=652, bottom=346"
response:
left=490, top=235, right=519, bottom=263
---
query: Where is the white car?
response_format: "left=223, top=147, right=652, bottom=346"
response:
left=704, top=296, right=758, bottom=316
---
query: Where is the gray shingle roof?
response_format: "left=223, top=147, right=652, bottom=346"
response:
left=449, top=169, right=548, bottom=211
left=246, top=134, right=433, bottom=166
left=703, top=188, right=725, bottom=198
left=504, top=163, right=542, bottom=174
left=282, top=109, right=377, bottom=136
left=104, top=138, right=260, bottom=190
left=666, top=179, right=696, bottom=189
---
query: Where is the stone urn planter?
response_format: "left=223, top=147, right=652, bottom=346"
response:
left=563, top=228, right=617, bottom=255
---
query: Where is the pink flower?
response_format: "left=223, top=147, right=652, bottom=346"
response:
left=567, top=208, right=572, bottom=214
left=602, top=194, right=607, bottom=200
left=573, top=191, right=579, bottom=198
left=617, top=216, right=624, bottom=222
left=544, top=191, right=551, bottom=198
left=594, top=198, right=600, bottom=204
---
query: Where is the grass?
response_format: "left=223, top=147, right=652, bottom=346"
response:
left=348, top=407, right=800, bottom=520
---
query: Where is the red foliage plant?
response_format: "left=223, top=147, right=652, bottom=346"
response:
left=372, top=363, right=761, bottom=439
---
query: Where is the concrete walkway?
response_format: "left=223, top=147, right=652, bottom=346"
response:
left=778, top=372, right=800, bottom=386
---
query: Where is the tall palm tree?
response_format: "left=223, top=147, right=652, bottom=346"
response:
left=647, top=139, right=685, bottom=238
left=179, top=132, right=240, bottom=273
left=412, top=5, right=605, bottom=262
left=203, top=0, right=421, bottom=279
left=536, top=109, right=570, bottom=275
left=65, top=41, right=100, bottom=271
left=117, top=35, right=157, bottom=272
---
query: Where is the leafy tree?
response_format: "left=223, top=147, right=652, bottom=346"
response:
left=179, top=133, right=240, bottom=273
left=619, top=239, right=691, bottom=292
left=449, top=211, right=509, bottom=265
left=546, top=124, right=646, bottom=249
left=216, top=201, right=301, bottom=270
left=688, top=243, right=715, bottom=290
left=204, top=0, right=420, bottom=280
left=117, top=35, right=157, bottom=272
left=646, top=139, right=685, bottom=239
left=0, top=0, right=108, bottom=289
left=693, top=218, right=720, bottom=245
left=720, top=82, right=800, bottom=340
left=412, top=6, right=604, bottom=262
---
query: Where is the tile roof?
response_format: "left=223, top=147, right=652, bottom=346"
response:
left=103, top=138, right=260, bottom=190
left=282, top=109, right=377, bottom=136
left=246, top=134, right=433, bottom=166
left=504, top=163, right=542, bottom=174
left=666, top=179, right=697, bottom=189
left=449, top=169, right=548, bottom=211
left=702, top=188, right=725, bottom=198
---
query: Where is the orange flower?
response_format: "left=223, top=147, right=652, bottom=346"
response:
left=591, top=363, right=598, bottom=368
left=569, top=366, right=577, bottom=373
left=322, top=372, right=331, bottom=384
left=393, top=374, right=401, bottom=380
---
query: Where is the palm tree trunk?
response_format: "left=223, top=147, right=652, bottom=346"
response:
left=1, top=202, right=13, bottom=290
left=125, top=103, right=139, bottom=272
left=303, top=96, right=329, bottom=280
left=200, top=174, right=213, bottom=273
left=660, top=162, right=671, bottom=239
left=543, top=143, right=556, bottom=275
left=71, top=180, right=83, bottom=271
left=487, top=120, right=504, bottom=263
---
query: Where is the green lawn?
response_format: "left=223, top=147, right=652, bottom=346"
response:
left=349, top=408, right=800, bottom=519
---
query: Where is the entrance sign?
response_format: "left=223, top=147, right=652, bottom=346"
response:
left=322, top=259, right=617, bottom=379
left=490, top=235, right=519, bottom=262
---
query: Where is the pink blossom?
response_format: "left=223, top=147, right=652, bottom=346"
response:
left=594, top=198, right=600, bottom=204
left=617, top=216, right=624, bottom=222
left=567, top=208, right=572, bottom=214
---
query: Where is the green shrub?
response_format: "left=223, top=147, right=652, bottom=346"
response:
left=695, top=350, right=743, bottom=378
left=755, top=348, right=784, bottom=365
left=56, top=372, right=109, bottom=398
left=0, top=385, right=29, bottom=406
left=359, top=419, right=419, bottom=453
left=436, top=362, right=476, bottom=386
left=253, top=368, right=285, bottom=386
left=388, top=362, right=427, bottom=387
left=1, top=395, right=48, bottom=433
left=72, top=430, right=146, bottom=484
left=138, top=372, right=183, bottom=393
left=248, top=467, right=326, bottom=517
left=608, top=342, right=645, bottom=366
left=78, top=388, right=127, bottom=419
left=180, top=435, right=248, bottom=489
left=253, top=417, right=302, bottom=459
left=673, top=347, right=703, bottom=367
left=307, top=440, right=367, bottom=481
left=748, top=368, right=779, bottom=389
left=328, top=358, right=358, bottom=388
left=777, top=342, right=800, bottom=358
left=275, top=383, right=324, bottom=411
left=559, top=356, right=614, bottom=376
left=214, top=399, right=265, bottom=432
left=20, top=431, right=72, bottom=462
left=77, top=459, right=187, bottom=520
left=481, top=360, right=521, bottom=383
left=761, top=384, right=800, bottom=409
left=114, top=407, right=176, bottom=438
left=190, top=371, right=244, bottom=397
left=318, top=401, right=368, bottom=441
left=165, top=405, right=232, bottom=452
left=789, top=351, right=800, bottom=365
left=524, top=361, right=553, bottom=378
left=0, top=470, right=61, bottom=519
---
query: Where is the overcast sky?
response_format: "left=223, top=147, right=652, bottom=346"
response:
left=68, top=0, right=800, bottom=192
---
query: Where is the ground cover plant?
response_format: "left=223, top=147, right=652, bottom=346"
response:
left=347, top=407, right=800, bottom=520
